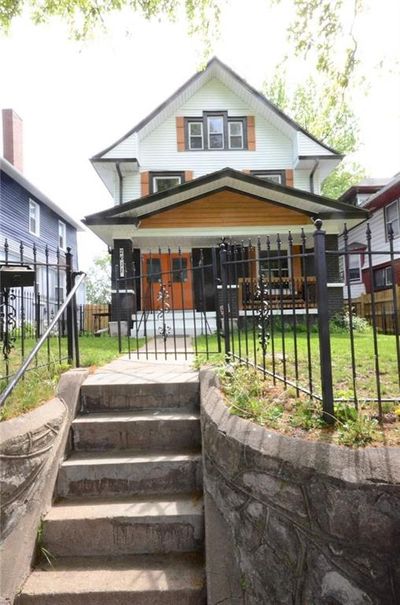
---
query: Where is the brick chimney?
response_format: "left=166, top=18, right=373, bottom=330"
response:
left=2, top=109, right=23, bottom=172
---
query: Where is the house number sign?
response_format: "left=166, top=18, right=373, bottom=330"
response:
left=119, top=248, right=125, bottom=277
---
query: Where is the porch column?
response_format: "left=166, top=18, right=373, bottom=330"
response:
left=110, top=239, right=135, bottom=334
left=326, top=234, right=344, bottom=316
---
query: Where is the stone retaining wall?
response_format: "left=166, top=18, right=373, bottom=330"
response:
left=0, top=368, right=89, bottom=604
left=200, top=369, right=400, bottom=605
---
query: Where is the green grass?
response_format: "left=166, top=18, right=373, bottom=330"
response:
left=0, top=335, right=144, bottom=421
left=195, top=330, right=400, bottom=403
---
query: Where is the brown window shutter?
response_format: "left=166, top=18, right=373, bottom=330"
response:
left=176, top=117, right=185, bottom=151
left=184, top=171, right=193, bottom=181
left=285, top=169, right=294, bottom=187
left=247, top=116, right=256, bottom=151
left=140, top=171, right=149, bottom=196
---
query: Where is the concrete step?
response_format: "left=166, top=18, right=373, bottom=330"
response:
left=43, top=493, right=204, bottom=556
left=80, top=381, right=199, bottom=413
left=15, top=553, right=206, bottom=605
left=72, top=410, right=201, bottom=452
left=56, top=450, right=202, bottom=499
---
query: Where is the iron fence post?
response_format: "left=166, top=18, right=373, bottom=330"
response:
left=313, top=220, right=334, bottom=424
left=219, top=244, right=231, bottom=361
left=66, top=247, right=74, bottom=365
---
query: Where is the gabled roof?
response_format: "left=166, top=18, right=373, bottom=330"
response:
left=0, top=157, right=83, bottom=231
left=85, top=167, right=368, bottom=225
left=91, top=57, right=343, bottom=161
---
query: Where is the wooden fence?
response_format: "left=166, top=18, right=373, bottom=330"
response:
left=79, top=304, right=111, bottom=334
left=352, top=286, right=400, bottom=334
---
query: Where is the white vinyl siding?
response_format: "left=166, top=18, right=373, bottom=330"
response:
left=297, top=132, right=334, bottom=156
left=139, top=79, right=293, bottom=176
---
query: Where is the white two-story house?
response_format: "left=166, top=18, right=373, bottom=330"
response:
left=84, top=57, right=367, bottom=330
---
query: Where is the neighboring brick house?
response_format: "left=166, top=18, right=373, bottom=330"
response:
left=0, top=109, right=84, bottom=307
left=84, top=57, right=367, bottom=326
left=340, top=174, right=400, bottom=299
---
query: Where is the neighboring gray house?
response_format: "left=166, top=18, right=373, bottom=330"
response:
left=0, top=109, right=84, bottom=313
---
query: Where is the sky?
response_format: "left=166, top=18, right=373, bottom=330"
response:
left=1, top=0, right=399, bottom=270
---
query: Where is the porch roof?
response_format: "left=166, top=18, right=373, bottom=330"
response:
left=84, top=167, right=368, bottom=246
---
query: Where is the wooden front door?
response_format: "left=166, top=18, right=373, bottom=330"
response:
left=142, top=253, right=193, bottom=311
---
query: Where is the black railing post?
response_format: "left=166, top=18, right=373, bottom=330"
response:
left=219, top=244, right=231, bottom=361
left=72, top=275, right=80, bottom=367
left=313, top=220, right=334, bottom=424
left=66, top=247, right=74, bottom=365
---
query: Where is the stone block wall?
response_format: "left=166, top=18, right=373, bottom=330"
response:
left=200, top=369, right=400, bottom=605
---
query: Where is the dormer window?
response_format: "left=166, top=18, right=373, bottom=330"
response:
left=184, top=112, right=248, bottom=151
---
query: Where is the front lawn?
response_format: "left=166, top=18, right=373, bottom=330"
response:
left=0, top=335, right=143, bottom=421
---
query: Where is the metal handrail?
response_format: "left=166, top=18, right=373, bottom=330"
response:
left=0, top=272, right=86, bottom=407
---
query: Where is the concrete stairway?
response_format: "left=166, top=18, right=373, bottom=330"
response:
left=16, top=362, right=206, bottom=604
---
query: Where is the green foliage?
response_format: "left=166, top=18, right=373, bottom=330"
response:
left=264, top=71, right=366, bottom=198
left=85, top=254, right=111, bottom=304
left=337, top=413, right=378, bottom=447
left=330, top=311, right=370, bottom=334
left=290, top=400, right=326, bottom=430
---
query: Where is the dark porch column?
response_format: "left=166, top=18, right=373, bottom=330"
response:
left=110, top=239, right=135, bottom=329
left=326, top=234, right=344, bottom=317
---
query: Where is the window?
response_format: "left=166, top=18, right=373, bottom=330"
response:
left=58, top=221, right=66, bottom=250
left=172, top=258, right=188, bottom=282
left=150, top=172, right=184, bottom=194
left=55, top=286, right=64, bottom=302
left=348, top=254, right=361, bottom=282
left=29, top=199, right=40, bottom=236
left=188, top=121, right=203, bottom=149
left=260, top=250, right=289, bottom=279
left=228, top=121, right=244, bottom=149
left=207, top=116, right=224, bottom=149
left=374, top=266, right=393, bottom=290
left=385, top=199, right=400, bottom=238
left=146, top=258, right=162, bottom=283
left=185, top=113, right=247, bottom=150
left=251, top=171, right=285, bottom=185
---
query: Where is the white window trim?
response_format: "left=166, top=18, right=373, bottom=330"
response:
left=348, top=253, right=362, bottom=283
left=188, top=121, right=204, bottom=150
left=255, top=173, right=283, bottom=184
left=228, top=121, right=244, bottom=149
left=153, top=175, right=182, bottom=193
left=29, top=199, right=40, bottom=237
left=385, top=199, right=400, bottom=239
left=207, top=116, right=224, bottom=150
left=58, top=220, right=66, bottom=250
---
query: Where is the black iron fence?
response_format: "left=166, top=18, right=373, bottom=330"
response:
left=0, top=240, right=82, bottom=393
left=116, top=222, right=400, bottom=422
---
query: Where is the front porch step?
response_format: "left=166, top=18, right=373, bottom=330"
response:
left=56, top=450, right=203, bottom=499
left=15, top=553, right=206, bottom=605
left=131, top=311, right=217, bottom=338
left=72, top=410, right=201, bottom=452
left=80, top=381, right=199, bottom=413
left=43, top=494, right=204, bottom=556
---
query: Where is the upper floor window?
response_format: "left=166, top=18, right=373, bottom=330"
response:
left=150, top=172, right=184, bottom=194
left=188, top=121, right=204, bottom=149
left=385, top=199, right=400, bottom=238
left=58, top=220, right=66, bottom=250
left=185, top=112, right=247, bottom=151
left=348, top=253, right=361, bottom=282
left=29, top=199, right=40, bottom=236
left=251, top=171, right=286, bottom=185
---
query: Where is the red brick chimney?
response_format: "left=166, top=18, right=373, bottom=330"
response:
left=2, top=109, right=23, bottom=172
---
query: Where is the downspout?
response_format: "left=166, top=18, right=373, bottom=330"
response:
left=309, top=159, right=319, bottom=194
left=116, top=162, right=123, bottom=205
